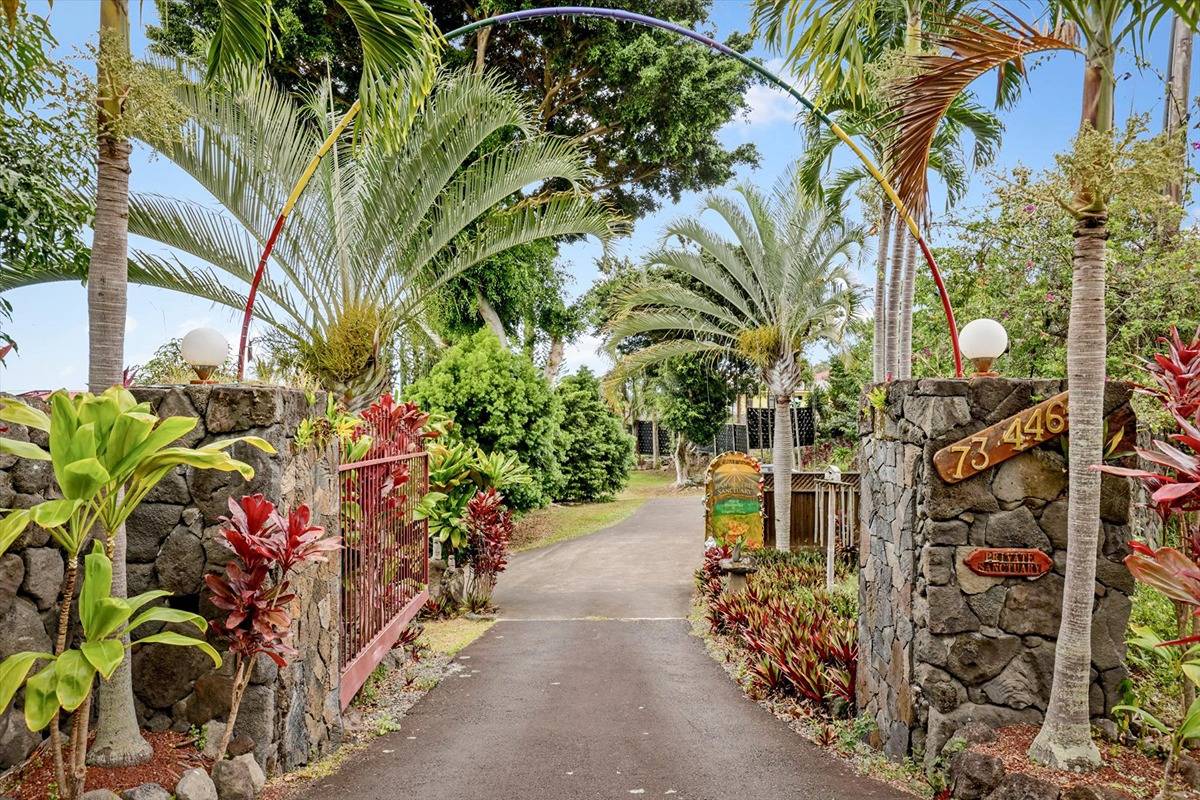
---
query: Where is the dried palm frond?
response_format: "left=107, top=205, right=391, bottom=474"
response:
left=887, top=11, right=1080, bottom=220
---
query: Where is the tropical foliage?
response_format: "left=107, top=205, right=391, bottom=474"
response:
left=0, top=66, right=618, bottom=406
left=204, top=494, right=340, bottom=762
left=406, top=329, right=563, bottom=511
left=605, top=171, right=862, bottom=547
left=554, top=369, right=635, bottom=502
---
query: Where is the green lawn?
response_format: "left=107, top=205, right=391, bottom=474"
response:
left=510, top=469, right=697, bottom=552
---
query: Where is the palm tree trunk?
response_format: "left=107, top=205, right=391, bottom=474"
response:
left=651, top=415, right=660, bottom=469
left=1163, top=14, right=1193, bottom=210
left=897, top=230, right=918, bottom=380
left=89, top=520, right=151, bottom=766
left=477, top=289, right=508, bottom=348
left=1028, top=212, right=1108, bottom=771
left=772, top=394, right=793, bottom=552
left=88, top=0, right=149, bottom=769
left=884, top=213, right=906, bottom=379
left=873, top=200, right=891, bottom=383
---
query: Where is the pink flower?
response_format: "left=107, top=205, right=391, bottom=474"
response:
left=1192, top=141, right=1200, bottom=151
left=1023, top=203, right=1037, bottom=213
left=1046, top=292, right=1057, bottom=302
left=1024, top=259, right=1033, bottom=270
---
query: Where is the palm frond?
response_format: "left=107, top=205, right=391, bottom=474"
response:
left=888, top=10, right=1079, bottom=219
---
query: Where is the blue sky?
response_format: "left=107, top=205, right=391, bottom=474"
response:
left=2, top=1, right=1197, bottom=392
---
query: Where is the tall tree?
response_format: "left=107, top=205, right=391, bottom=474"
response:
left=1163, top=12, right=1193, bottom=208
left=604, top=171, right=862, bottom=549
left=887, top=6, right=1198, bottom=770
left=3, top=0, right=441, bottom=766
left=755, top=0, right=1005, bottom=381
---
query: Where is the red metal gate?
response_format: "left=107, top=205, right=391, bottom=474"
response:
left=338, top=400, right=429, bottom=708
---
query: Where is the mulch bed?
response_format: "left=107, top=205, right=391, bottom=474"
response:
left=1, top=731, right=208, bottom=800
left=973, top=725, right=1193, bottom=800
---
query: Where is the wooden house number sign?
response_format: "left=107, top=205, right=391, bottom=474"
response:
left=933, top=391, right=1069, bottom=484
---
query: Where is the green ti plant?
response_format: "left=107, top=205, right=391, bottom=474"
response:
left=415, top=438, right=530, bottom=554
left=1116, top=626, right=1200, bottom=798
left=295, top=393, right=372, bottom=463
left=0, top=387, right=270, bottom=791
left=0, top=542, right=219, bottom=800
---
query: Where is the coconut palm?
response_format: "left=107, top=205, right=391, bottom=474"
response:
left=884, top=4, right=1198, bottom=770
left=4, top=66, right=619, bottom=407
left=604, top=172, right=863, bottom=549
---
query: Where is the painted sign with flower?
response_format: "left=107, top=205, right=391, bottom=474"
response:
left=705, top=452, right=764, bottom=549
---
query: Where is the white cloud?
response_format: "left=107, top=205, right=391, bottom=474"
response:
left=725, top=57, right=808, bottom=134
left=559, top=334, right=612, bottom=378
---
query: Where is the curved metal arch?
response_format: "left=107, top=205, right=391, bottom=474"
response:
left=235, top=6, right=963, bottom=379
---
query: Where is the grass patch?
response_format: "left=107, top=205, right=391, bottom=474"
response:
left=422, top=616, right=495, bottom=656
left=510, top=469, right=697, bottom=552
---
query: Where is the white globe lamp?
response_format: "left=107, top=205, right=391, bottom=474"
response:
left=958, top=319, right=1008, bottom=377
left=180, top=327, right=229, bottom=384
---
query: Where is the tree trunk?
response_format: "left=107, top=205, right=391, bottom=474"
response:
left=873, top=200, right=891, bottom=383
left=88, top=0, right=149, bottom=769
left=476, top=289, right=508, bottom=349
left=1163, top=14, right=1193, bottom=210
left=89, top=520, right=151, bottom=766
left=651, top=416, right=660, bottom=469
left=1028, top=213, right=1108, bottom=771
left=543, top=336, right=565, bottom=381
left=897, top=230, right=918, bottom=380
left=772, top=394, right=793, bottom=552
left=474, top=26, right=491, bottom=73
left=884, top=213, right=906, bottom=380
left=673, top=434, right=689, bottom=487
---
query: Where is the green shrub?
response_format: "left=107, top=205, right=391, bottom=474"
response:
left=405, top=330, right=563, bottom=510
left=554, top=368, right=634, bottom=502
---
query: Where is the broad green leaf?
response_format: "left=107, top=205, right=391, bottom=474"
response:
left=0, top=438, right=50, bottom=461
left=201, top=435, right=276, bottom=454
left=76, top=395, right=120, bottom=442
left=1184, top=662, right=1200, bottom=688
left=80, top=640, right=124, bottom=680
left=134, top=631, right=221, bottom=668
left=128, top=607, right=205, bottom=634
left=54, top=650, right=95, bottom=712
left=48, top=391, right=78, bottom=471
left=0, top=652, right=53, bottom=712
left=125, top=589, right=172, bottom=616
left=65, top=422, right=98, bottom=465
left=103, top=411, right=157, bottom=473
left=136, top=447, right=257, bottom=480
left=0, top=510, right=30, bottom=556
left=1113, top=704, right=1170, bottom=734
left=104, top=387, right=140, bottom=413
left=110, top=415, right=197, bottom=478
left=80, top=541, right=114, bottom=638
left=28, top=499, right=80, bottom=530
left=60, top=457, right=110, bottom=501
left=24, top=661, right=59, bottom=731
left=88, top=597, right=134, bottom=643
left=1181, top=698, right=1200, bottom=741
left=0, top=399, right=49, bottom=432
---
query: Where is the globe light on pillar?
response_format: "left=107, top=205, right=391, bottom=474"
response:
left=180, top=327, right=229, bottom=384
left=958, top=319, right=1008, bottom=377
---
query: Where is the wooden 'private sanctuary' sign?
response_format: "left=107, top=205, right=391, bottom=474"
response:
left=934, top=391, right=1070, bottom=484
left=964, top=548, right=1053, bottom=578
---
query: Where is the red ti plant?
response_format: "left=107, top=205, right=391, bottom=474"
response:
left=1139, top=326, right=1200, bottom=422
left=204, top=494, right=340, bottom=762
left=463, top=488, right=512, bottom=603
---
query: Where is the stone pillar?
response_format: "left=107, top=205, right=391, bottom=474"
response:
left=0, top=386, right=342, bottom=774
left=857, top=378, right=1134, bottom=766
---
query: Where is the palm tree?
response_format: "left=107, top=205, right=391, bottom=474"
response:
left=5, top=67, right=619, bottom=407
left=885, top=5, right=1198, bottom=770
left=1163, top=12, right=1193, bottom=210
left=754, top=0, right=1006, bottom=381
left=604, top=172, right=862, bottom=549
left=52, top=0, right=439, bottom=767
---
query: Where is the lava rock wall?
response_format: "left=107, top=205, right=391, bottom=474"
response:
left=0, top=386, right=341, bottom=774
left=857, top=378, right=1134, bottom=766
